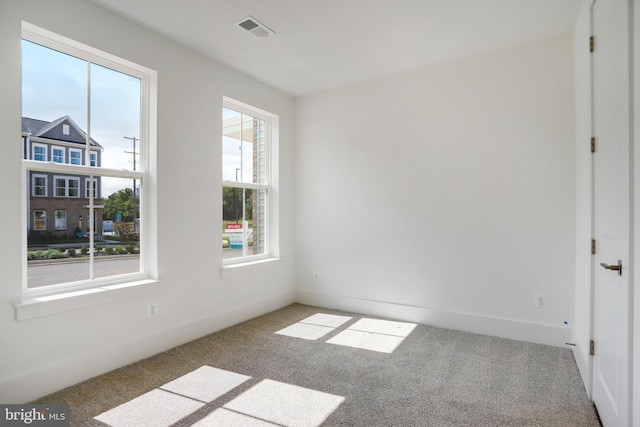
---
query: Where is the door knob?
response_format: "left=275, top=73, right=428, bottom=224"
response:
left=600, top=260, right=622, bottom=276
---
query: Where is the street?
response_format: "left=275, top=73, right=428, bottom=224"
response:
left=28, top=256, right=140, bottom=288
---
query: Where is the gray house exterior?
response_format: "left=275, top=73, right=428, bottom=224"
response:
left=22, top=116, right=104, bottom=239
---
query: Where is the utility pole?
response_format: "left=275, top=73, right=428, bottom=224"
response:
left=124, top=136, right=138, bottom=230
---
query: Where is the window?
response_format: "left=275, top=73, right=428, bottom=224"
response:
left=32, top=143, right=47, bottom=161
left=32, top=174, right=47, bottom=197
left=222, top=99, right=277, bottom=265
left=54, top=176, right=80, bottom=197
left=55, top=210, right=67, bottom=230
left=85, top=178, right=98, bottom=198
left=52, top=146, right=65, bottom=163
left=69, top=148, right=82, bottom=165
left=21, top=22, right=157, bottom=296
left=33, top=210, right=46, bottom=231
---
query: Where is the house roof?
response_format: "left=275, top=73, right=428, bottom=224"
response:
left=21, top=115, right=102, bottom=147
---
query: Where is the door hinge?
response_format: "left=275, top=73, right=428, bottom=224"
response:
left=590, top=340, right=595, bottom=356
left=591, top=239, right=596, bottom=255
left=590, top=36, right=595, bottom=53
left=591, top=137, right=596, bottom=153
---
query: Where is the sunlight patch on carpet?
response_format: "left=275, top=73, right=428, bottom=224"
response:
left=94, top=389, right=204, bottom=426
left=160, top=365, right=251, bottom=403
left=348, top=318, right=417, bottom=337
left=275, top=322, right=335, bottom=340
left=275, top=313, right=352, bottom=340
left=299, top=313, right=352, bottom=328
left=223, top=379, right=345, bottom=427
left=326, top=318, right=417, bottom=353
left=193, top=408, right=279, bottom=426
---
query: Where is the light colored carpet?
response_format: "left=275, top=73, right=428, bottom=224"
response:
left=34, top=304, right=601, bottom=426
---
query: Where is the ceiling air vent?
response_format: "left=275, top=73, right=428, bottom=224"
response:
left=236, top=16, right=274, bottom=39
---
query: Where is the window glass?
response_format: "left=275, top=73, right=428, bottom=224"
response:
left=55, top=210, right=67, bottom=230
left=222, top=104, right=271, bottom=263
left=22, top=27, right=150, bottom=291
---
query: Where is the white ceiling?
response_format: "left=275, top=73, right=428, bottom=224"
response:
left=88, top=0, right=583, bottom=97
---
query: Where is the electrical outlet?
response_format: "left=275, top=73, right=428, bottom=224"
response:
left=534, top=294, right=546, bottom=309
left=147, top=302, right=159, bottom=317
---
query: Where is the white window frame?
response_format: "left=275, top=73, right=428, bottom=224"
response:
left=54, top=210, right=67, bottom=230
left=32, top=143, right=47, bottom=162
left=90, top=151, right=97, bottom=167
left=69, top=148, right=82, bottom=165
left=85, top=177, right=98, bottom=198
left=32, top=174, right=47, bottom=197
left=53, top=175, right=80, bottom=198
left=221, top=97, right=279, bottom=271
left=19, top=22, right=158, bottom=316
left=33, top=210, right=46, bottom=231
left=52, top=146, right=65, bottom=163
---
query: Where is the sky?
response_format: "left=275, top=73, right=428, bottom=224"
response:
left=23, top=39, right=257, bottom=196
left=22, top=40, right=141, bottom=196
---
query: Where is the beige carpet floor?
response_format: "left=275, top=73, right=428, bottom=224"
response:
left=34, top=303, right=601, bottom=426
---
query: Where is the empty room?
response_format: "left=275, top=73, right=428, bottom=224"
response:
left=0, top=0, right=638, bottom=426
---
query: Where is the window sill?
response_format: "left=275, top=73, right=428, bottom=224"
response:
left=14, top=278, right=159, bottom=321
left=220, top=257, right=281, bottom=279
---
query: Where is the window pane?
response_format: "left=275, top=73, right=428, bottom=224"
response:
left=22, top=36, right=147, bottom=289
left=27, top=175, right=141, bottom=288
left=90, top=63, right=141, bottom=170
left=55, top=210, right=67, bottom=230
left=21, top=40, right=87, bottom=137
left=222, top=186, right=267, bottom=259
left=222, top=108, right=266, bottom=185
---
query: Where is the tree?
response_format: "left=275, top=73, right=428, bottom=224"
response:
left=103, top=188, right=139, bottom=221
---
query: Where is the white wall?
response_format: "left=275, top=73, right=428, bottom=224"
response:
left=294, top=35, right=576, bottom=346
left=0, top=0, right=295, bottom=403
left=572, top=0, right=594, bottom=396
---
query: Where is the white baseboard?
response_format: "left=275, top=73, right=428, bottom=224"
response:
left=295, top=289, right=572, bottom=348
left=0, top=290, right=294, bottom=404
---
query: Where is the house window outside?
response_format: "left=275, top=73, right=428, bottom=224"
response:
left=69, top=149, right=82, bottom=165
left=22, top=22, right=156, bottom=293
left=32, top=174, right=47, bottom=197
left=85, top=178, right=97, bottom=198
left=32, top=143, right=46, bottom=161
left=54, top=176, right=80, bottom=198
left=55, top=210, right=67, bottom=230
left=33, top=210, right=46, bottom=231
left=222, top=100, right=276, bottom=264
left=52, top=146, right=64, bottom=163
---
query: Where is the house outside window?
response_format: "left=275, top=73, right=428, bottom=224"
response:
left=32, top=143, right=46, bottom=161
left=222, top=99, right=277, bottom=265
left=55, top=210, right=67, bottom=230
left=21, top=22, right=157, bottom=294
left=33, top=210, right=46, bottom=231
left=54, top=176, right=80, bottom=198
left=69, top=148, right=82, bottom=165
left=52, top=146, right=64, bottom=163
left=32, top=174, right=46, bottom=197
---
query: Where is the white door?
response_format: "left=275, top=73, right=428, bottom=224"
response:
left=591, top=0, right=631, bottom=425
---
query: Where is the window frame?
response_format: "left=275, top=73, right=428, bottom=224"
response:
left=52, top=146, right=65, bottom=163
left=32, top=173, right=47, bottom=197
left=69, top=148, right=82, bottom=165
left=53, top=175, right=80, bottom=198
left=32, top=143, right=47, bottom=162
left=20, top=22, right=158, bottom=304
left=33, top=210, right=46, bottom=231
left=54, top=210, right=67, bottom=231
left=222, top=97, right=279, bottom=269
